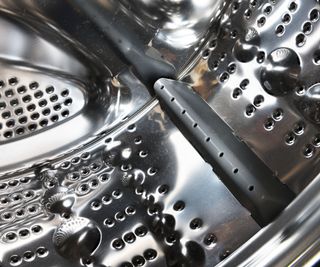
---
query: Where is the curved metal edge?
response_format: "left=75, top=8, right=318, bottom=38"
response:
left=217, top=172, right=320, bottom=267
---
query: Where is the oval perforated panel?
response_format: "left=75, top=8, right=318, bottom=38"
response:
left=0, top=64, right=85, bottom=142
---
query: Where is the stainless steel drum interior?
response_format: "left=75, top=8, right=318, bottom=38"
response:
left=0, top=1, right=319, bottom=267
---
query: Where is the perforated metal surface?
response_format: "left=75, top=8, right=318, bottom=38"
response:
left=0, top=64, right=85, bottom=142
left=0, top=11, right=153, bottom=174
left=1, top=0, right=320, bottom=266
left=0, top=103, right=259, bottom=267
left=184, top=0, right=320, bottom=193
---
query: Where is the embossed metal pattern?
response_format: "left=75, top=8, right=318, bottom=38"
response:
left=0, top=12, right=153, bottom=174
left=184, top=0, right=320, bottom=193
left=0, top=103, right=259, bottom=267
left=0, top=0, right=319, bottom=266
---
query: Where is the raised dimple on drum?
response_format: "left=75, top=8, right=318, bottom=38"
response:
left=53, top=217, right=101, bottom=261
left=260, top=48, right=301, bottom=96
left=42, top=186, right=75, bottom=215
left=182, top=0, right=320, bottom=193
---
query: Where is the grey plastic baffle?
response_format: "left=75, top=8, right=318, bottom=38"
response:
left=154, top=78, right=295, bottom=227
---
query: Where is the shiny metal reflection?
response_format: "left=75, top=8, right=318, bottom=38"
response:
left=0, top=0, right=319, bottom=267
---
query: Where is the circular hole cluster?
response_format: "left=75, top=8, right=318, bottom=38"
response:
left=120, top=249, right=157, bottom=267
left=0, top=177, right=29, bottom=192
left=9, top=247, right=48, bottom=266
left=95, top=191, right=132, bottom=217
left=110, top=225, right=148, bottom=252
left=284, top=121, right=306, bottom=145
left=263, top=108, right=285, bottom=131
left=301, top=133, right=320, bottom=158
left=232, top=79, right=250, bottom=101
left=0, top=77, right=75, bottom=140
left=3, top=224, right=42, bottom=243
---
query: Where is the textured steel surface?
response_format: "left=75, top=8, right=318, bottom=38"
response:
left=0, top=10, right=152, bottom=173
left=184, top=0, right=320, bottom=193
left=0, top=64, right=85, bottom=141
left=154, top=78, right=294, bottom=226
left=0, top=102, right=259, bottom=267
left=0, top=0, right=319, bottom=266
left=217, top=173, right=320, bottom=267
